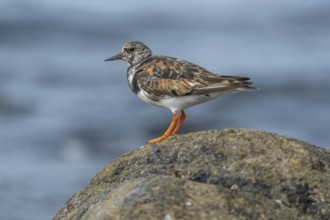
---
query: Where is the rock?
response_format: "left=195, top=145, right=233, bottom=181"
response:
left=53, top=129, right=330, bottom=220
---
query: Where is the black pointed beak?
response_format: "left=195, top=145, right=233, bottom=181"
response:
left=104, top=52, right=123, bottom=61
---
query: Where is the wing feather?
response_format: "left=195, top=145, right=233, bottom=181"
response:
left=135, top=56, right=256, bottom=100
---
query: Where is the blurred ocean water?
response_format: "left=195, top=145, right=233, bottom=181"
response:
left=0, top=0, right=329, bottom=219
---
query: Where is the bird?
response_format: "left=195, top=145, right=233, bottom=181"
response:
left=105, top=41, right=257, bottom=144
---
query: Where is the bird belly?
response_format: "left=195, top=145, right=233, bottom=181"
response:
left=137, top=90, right=224, bottom=114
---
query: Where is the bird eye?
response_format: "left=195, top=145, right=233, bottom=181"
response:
left=124, top=47, right=135, bottom=53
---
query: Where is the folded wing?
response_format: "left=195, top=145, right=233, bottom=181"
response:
left=136, top=57, right=257, bottom=101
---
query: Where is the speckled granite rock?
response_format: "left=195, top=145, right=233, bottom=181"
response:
left=53, top=129, right=330, bottom=220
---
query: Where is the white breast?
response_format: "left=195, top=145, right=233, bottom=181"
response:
left=137, top=90, right=225, bottom=114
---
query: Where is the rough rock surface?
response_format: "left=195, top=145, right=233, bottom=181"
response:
left=53, top=129, right=330, bottom=220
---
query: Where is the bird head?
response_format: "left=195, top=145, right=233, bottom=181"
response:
left=105, top=41, right=152, bottom=66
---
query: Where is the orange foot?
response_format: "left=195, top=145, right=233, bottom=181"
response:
left=148, top=111, right=186, bottom=144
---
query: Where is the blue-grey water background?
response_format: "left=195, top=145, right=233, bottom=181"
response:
left=0, top=0, right=329, bottom=219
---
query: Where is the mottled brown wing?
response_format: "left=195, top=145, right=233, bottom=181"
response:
left=135, top=57, right=203, bottom=99
left=136, top=71, right=197, bottom=100
left=191, top=75, right=257, bottom=94
left=136, top=56, right=256, bottom=100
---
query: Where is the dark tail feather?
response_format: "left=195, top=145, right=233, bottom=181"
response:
left=235, top=86, right=259, bottom=92
left=235, top=80, right=259, bottom=91
left=220, top=75, right=251, bottom=81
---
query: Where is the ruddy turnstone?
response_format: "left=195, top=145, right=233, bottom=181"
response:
left=105, top=41, right=257, bottom=144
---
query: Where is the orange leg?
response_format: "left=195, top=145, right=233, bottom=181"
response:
left=171, top=111, right=186, bottom=135
left=148, top=113, right=179, bottom=144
